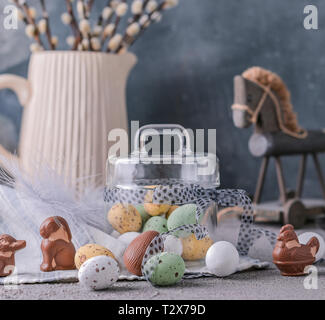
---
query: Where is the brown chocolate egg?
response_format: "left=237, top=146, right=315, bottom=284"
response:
left=123, top=230, right=159, bottom=276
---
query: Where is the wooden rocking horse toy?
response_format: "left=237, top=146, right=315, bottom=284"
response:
left=231, top=66, right=325, bottom=228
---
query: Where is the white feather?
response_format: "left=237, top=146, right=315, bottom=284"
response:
left=0, top=156, right=112, bottom=234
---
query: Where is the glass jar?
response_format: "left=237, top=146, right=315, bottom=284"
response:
left=105, top=124, right=220, bottom=262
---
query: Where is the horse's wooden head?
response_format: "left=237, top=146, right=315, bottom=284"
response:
left=231, top=67, right=306, bottom=138
left=232, top=75, right=265, bottom=129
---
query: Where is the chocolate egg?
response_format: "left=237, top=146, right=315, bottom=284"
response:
left=75, top=244, right=116, bottom=269
left=107, top=203, right=142, bottom=234
left=123, top=231, right=159, bottom=276
left=143, top=216, right=168, bottom=233
left=181, top=234, right=213, bottom=261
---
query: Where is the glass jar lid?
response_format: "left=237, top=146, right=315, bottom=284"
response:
left=107, top=124, right=219, bottom=188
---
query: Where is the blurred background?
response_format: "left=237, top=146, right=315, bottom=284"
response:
left=1, top=0, right=325, bottom=200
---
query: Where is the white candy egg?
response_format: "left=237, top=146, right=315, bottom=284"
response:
left=78, top=255, right=119, bottom=290
left=163, top=235, right=183, bottom=256
left=118, top=232, right=141, bottom=246
left=298, top=232, right=325, bottom=262
left=205, top=241, right=239, bottom=277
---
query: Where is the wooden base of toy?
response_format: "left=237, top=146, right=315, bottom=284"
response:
left=252, top=153, right=325, bottom=228
left=254, top=198, right=325, bottom=227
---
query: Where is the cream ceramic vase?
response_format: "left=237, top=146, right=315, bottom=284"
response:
left=0, top=51, right=137, bottom=192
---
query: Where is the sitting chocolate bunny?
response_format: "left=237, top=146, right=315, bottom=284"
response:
left=40, top=216, right=76, bottom=272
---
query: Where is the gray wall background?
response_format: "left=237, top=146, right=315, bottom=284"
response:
left=0, top=0, right=325, bottom=200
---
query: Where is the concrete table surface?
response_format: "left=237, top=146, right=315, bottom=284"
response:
left=1, top=219, right=325, bottom=300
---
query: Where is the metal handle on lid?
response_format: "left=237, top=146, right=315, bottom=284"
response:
left=133, top=124, right=192, bottom=155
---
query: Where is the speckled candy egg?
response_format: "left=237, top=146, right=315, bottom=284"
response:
left=75, top=244, right=116, bottom=269
left=123, top=231, right=160, bottom=276
left=166, top=205, right=179, bottom=219
left=144, top=252, right=185, bottom=286
left=78, top=255, right=119, bottom=290
left=107, top=204, right=142, bottom=234
left=164, top=235, right=183, bottom=256
left=135, top=205, right=151, bottom=224
left=167, top=204, right=199, bottom=237
left=143, top=216, right=168, bottom=233
left=118, top=232, right=141, bottom=246
left=144, top=188, right=170, bottom=216
left=181, top=234, right=213, bottom=261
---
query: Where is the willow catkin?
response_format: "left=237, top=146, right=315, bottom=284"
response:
left=132, top=0, right=143, bottom=15
left=61, top=12, right=72, bottom=25
left=102, top=7, right=113, bottom=20
left=126, top=22, right=140, bottom=36
left=38, top=19, right=47, bottom=34
left=108, top=34, right=123, bottom=51
left=25, top=24, right=36, bottom=38
left=116, top=3, right=128, bottom=16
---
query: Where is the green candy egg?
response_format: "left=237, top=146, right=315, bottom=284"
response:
left=143, top=216, right=168, bottom=233
left=135, top=204, right=151, bottom=224
left=167, top=204, right=200, bottom=236
left=144, top=252, right=185, bottom=286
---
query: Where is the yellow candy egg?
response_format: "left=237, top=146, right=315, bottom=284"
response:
left=181, top=234, right=213, bottom=261
left=107, top=204, right=142, bottom=234
left=75, top=244, right=116, bottom=269
left=144, top=189, right=170, bottom=216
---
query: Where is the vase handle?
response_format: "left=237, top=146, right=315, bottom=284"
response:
left=0, top=74, right=30, bottom=169
left=0, top=74, right=31, bottom=107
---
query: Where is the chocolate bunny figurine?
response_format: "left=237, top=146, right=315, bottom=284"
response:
left=0, top=235, right=26, bottom=277
left=40, top=216, right=76, bottom=272
left=273, top=224, right=319, bottom=276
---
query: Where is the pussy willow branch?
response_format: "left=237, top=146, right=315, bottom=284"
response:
left=127, top=0, right=150, bottom=26
left=111, top=0, right=127, bottom=37
left=104, top=0, right=128, bottom=51
left=97, top=0, right=112, bottom=26
left=12, top=0, right=44, bottom=47
left=100, top=1, right=116, bottom=47
left=80, top=0, right=94, bottom=51
left=65, top=0, right=82, bottom=50
left=40, top=0, right=55, bottom=50
left=86, top=0, right=95, bottom=18
left=116, top=0, right=165, bottom=53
